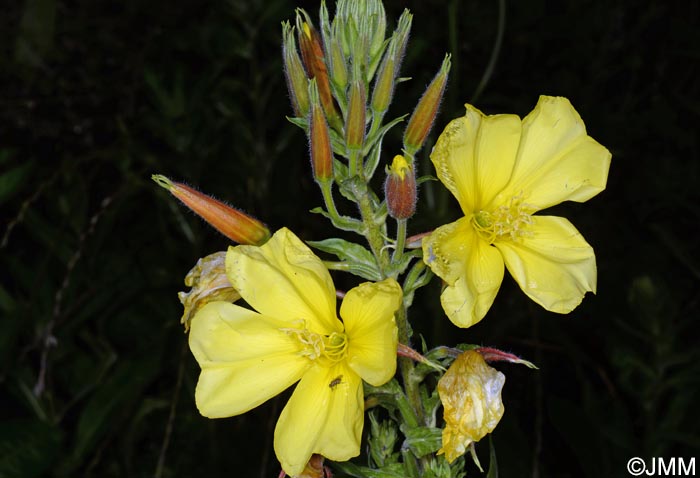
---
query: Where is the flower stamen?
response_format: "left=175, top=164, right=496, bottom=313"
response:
left=281, top=321, right=348, bottom=365
left=470, top=195, right=534, bottom=244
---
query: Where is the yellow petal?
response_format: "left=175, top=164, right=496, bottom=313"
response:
left=423, top=217, right=505, bottom=328
left=189, top=301, right=309, bottom=418
left=494, top=215, right=596, bottom=313
left=341, top=279, right=401, bottom=386
left=502, top=96, right=611, bottom=211
left=274, top=364, right=363, bottom=476
left=226, top=227, right=341, bottom=334
left=431, top=104, right=521, bottom=212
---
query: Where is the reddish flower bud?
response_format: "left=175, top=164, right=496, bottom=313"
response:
left=403, top=54, right=451, bottom=155
left=296, top=10, right=342, bottom=131
left=308, top=81, right=333, bottom=182
left=384, top=155, right=417, bottom=219
left=152, top=175, right=270, bottom=245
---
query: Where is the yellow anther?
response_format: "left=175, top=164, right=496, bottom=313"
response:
left=281, top=322, right=348, bottom=366
left=470, top=195, right=534, bottom=244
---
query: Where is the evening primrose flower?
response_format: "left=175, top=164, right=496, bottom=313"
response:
left=188, top=228, right=402, bottom=476
left=438, top=350, right=505, bottom=463
left=423, top=96, right=611, bottom=328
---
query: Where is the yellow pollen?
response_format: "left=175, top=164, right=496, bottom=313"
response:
left=281, top=321, right=348, bottom=366
left=470, top=195, right=534, bottom=244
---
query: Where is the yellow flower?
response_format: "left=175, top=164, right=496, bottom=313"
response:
left=423, top=96, right=611, bottom=328
left=188, top=228, right=402, bottom=476
left=438, top=350, right=505, bottom=463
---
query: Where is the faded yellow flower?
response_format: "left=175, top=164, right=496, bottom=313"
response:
left=438, top=350, right=505, bottom=463
left=423, top=96, right=611, bottom=327
left=178, top=251, right=239, bottom=331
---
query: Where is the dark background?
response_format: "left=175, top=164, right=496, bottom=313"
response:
left=1, top=0, right=698, bottom=476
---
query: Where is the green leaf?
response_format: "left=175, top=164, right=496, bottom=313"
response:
left=364, top=114, right=408, bottom=156
left=0, top=419, right=62, bottom=478
left=307, top=238, right=381, bottom=280
left=332, top=461, right=407, bottom=478
left=402, top=426, right=442, bottom=457
left=486, top=435, right=499, bottom=478
left=286, top=116, right=308, bottom=131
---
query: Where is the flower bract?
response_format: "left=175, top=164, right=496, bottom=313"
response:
left=188, top=227, right=402, bottom=475
left=423, top=96, right=611, bottom=328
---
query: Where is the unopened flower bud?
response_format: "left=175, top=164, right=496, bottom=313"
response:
left=438, top=350, right=505, bottom=463
left=328, top=32, right=348, bottom=91
left=178, top=252, right=239, bottom=332
left=308, top=81, right=333, bottom=182
left=296, top=10, right=342, bottom=131
left=371, top=10, right=411, bottom=115
left=152, top=175, right=270, bottom=245
left=282, top=21, right=310, bottom=117
left=403, top=54, right=451, bottom=155
left=384, top=155, right=417, bottom=220
left=336, top=0, right=386, bottom=75
left=345, top=80, right=366, bottom=151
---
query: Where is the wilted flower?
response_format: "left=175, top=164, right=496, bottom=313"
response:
left=188, top=228, right=402, bottom=475
left=423, top=96, right=611, bottom=328
left=178, top=251, right=239, bottom=331
left=438, top=350, right=505, bottom=463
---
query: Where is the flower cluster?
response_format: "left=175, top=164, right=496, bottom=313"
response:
left=154, top=0, right=611, bottom=476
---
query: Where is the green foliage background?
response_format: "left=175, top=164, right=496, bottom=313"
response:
left=1, top=0, right=698, bottom=476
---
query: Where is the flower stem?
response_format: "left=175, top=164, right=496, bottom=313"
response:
left=356, top=188, right=389, bottom=276
left=395, top=304, right=425, bottom=425
left=392, top=218, right=407, bottom=266
left=319, top=179, right=361, bottom=231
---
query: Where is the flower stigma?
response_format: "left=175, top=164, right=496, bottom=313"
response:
left=281, top=320, right=349, bottom=366
left=470, top=194, right=535, bottom=244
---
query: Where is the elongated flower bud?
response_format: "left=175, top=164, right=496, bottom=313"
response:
left=282, top=21, right=310, bottom=117
left=371, top=10, right=412, bottom=114
left=438, top=350, right=505, bottom=463
left=308, top=81, right=333, bottom=182
left=296, top=10, right=342, bottom=131
left=152, top=175, right=270, bottom=245
left=345, top=80, right=366, bottom=151
left=328, top=32, right=348, bottom=92
left=403, top=54, right=451, bottom=156
left=384, top=155, right=417, bottom=219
